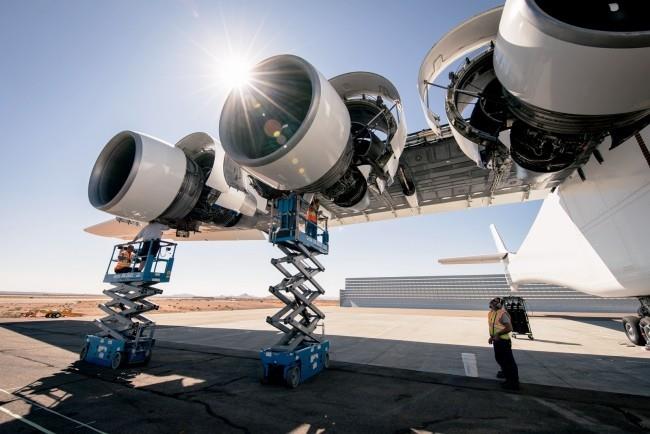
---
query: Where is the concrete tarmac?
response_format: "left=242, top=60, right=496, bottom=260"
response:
left=1, top=308, right=650, bottom=433
left=148, top=307, right=650, bottom=396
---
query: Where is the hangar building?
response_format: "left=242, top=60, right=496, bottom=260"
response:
left=340, top=274, right=638, bottom=312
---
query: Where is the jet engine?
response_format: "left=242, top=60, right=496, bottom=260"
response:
left=219, top=54, right=406, bottom=210
left=88, top=130, right=262, bottom=232
left=419, top=0, right=650, bottom=183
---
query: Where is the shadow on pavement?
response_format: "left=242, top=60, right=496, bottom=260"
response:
left=1, top=319, right=650, bottom=433
left=540, top=315, right=625, bottom=332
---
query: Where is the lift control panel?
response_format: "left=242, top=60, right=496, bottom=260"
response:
left=269, top=193, right=329, bottom=254
left=104, top=240, right=177, bottom=284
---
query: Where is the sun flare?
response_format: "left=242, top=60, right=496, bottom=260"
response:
left=219, top=56, right=253, bottom=90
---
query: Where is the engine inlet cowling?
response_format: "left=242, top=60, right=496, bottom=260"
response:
left=88, top=131, right=203, bottom=222
left=219, top=55, right=352, bottom=192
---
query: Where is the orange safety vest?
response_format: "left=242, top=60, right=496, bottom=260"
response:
left=488, top=308, right=511, bottom=340
left=307, top=205, right=318, bottom=223
left=115, top=250, right=133, bottom=271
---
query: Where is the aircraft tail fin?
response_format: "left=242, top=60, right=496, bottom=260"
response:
left=437, top=224, right=517, bottom=290
left=437, top=224, right=511, bottom=265
left=489, top=224, right=509, bottom=254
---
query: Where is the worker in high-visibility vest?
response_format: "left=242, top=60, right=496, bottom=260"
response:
left=132, top=222, right=168, bottom=271
left=488, top=297, right=519, bottom=390
left=306, top=197, right=319, bottom=239
left=114, top=245, right=135, bottom=274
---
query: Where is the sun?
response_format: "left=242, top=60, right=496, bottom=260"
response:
left=219, top=56, right=253, bottom=90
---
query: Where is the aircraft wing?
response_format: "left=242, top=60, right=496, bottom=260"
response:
left=322, top=127, right=550, bottom=227
left=85, top=218, right=266, bottom=241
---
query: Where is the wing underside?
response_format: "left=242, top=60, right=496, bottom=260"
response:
left=322, top=127, right=549, bottom=226
left=85, top=218, right=266, bottom=241
left=85, top=127, right=552, bottom=240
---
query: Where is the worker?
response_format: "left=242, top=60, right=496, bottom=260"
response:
left=488, top=297, right=519, bottom=390
left=132, top=222, right=169, bottom=271
left=114, top=245, right=135, bottom=274
left=306, top=197, right=319, bottom=239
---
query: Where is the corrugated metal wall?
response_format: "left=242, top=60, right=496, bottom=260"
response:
left=341, top=274, right=638, bottom=312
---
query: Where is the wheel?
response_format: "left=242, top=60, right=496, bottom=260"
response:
left=286, top=366, right=300, bottom=389
left=53, top=312, right=61, bottom=318
left=111, top=351, right=124, bottom=370
left=622, top=316, right=646, bottom=346
left=142, top=350, right=152, bottom=366
left=639, top=317, right=650, bottom=344
left=259, top=365, right=269, bottom=385
left=323, top=352, right=330, bottom=369
left=79, top=343, right=89, bottom=361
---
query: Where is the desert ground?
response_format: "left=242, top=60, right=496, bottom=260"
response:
left=0, top=293, right=340, bottom=318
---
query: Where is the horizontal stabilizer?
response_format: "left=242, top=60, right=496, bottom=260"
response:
left=84, top=218, right=266, bottom=241
left=438, top=253, right=507, bottom=265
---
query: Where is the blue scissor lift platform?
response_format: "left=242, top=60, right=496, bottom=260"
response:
left=261, top=194, right=331, bottom=388
left=81, top=240, right=177, bottom=369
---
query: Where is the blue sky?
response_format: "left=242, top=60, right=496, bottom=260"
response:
left=0, top=0, right=542, bottom=296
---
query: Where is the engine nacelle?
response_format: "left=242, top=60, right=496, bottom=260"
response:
left=495, top=0, right=650, bottom=116
left=220, top=55, right=351, bottom=192
left=219, top=55, right=407, bottom=210
left=419, top=1, right=650, bottom=181
left=88, top=130, right=259, bottom=230
left=89, top=131, right=202, bottom=222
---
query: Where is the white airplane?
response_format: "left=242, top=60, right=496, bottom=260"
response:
left=85, top=1, right=650, bottom=346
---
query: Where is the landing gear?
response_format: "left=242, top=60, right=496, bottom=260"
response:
left=640, top=318, right=650, bottom=344
left=622, top=296, right=650, bottom=347
left=623, top=316, right=645, bottom=346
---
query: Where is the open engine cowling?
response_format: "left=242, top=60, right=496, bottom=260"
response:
left=219, top=55, right=407, bottom=210
left=495, top=0, right=650, bottom=116
left=418, top=0, right=650, bottom=180
left=219, top=55, right=351, bottom=192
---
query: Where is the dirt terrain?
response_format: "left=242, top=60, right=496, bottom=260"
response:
left=0, top=295, right=339, bottom=318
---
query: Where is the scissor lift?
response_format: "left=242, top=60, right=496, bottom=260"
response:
left=80, top=240, right=177, bottom=369
left=260, top=194, right=331, bottom=388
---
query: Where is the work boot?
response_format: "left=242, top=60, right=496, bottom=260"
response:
left=496, top=371, right=505, bottom=379
left=500, top=381, right=520, bottom=391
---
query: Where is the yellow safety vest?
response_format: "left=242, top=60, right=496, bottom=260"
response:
left=488, top=308, right=511, bottom=340
left=115, top=251, right=133, bottom=271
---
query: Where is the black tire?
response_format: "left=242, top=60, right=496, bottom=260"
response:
left=286, top=366, right=300, bottom=389
left=639, top=317, right=650, bottom=344
left=323, top=352, right=330, bottom=369
left=259, top=365, right=269, bottom=385
left=142, top=350, right=152, bottom=366
left=79, top=343, right=89, bottom=361
left=622, top=316, right=646, bottom=346
left=111, top=351, right=124, bottom=370
left=53, top=312, right=61, bottom=318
